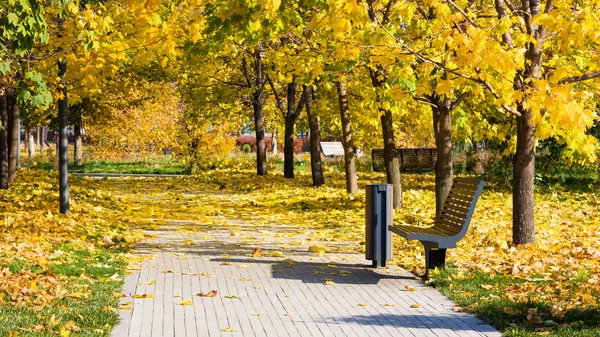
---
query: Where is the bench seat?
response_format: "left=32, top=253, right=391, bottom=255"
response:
left=390, top=177, right=485, bottom=278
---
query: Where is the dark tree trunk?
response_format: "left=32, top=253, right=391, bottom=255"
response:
left=58, top=58, right=69, bottom=214
left=74, top=123, right=82, bottom=165
left=253, top=49, right=267, bottom=176
left=0, top=92, right=9, bottom=189
left=8, top=95, right=19, bottom=183
left=513, top=108, right=536, bottom=244
left=304, top=85, right=324, bottom=186
left=370, top=70, right=401, bottom=209
left=432, top=99, right=453, bottom=217
left=380, top=109, right=401, bottom=208
left=284, top=81, right=300, bottom=178
left=336, top=81, right=357, bottom=194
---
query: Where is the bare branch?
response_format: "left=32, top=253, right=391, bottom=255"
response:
left=494, top=0, right=515, bottom=48
left=266, top=75, right=285, bottom=117
left=558, top=71, right=600, bottom=84
left=447, top=0, right=479, bottom=28
left=414, top=96, right=438, bottom=108
left=451, top=92, right=470, bottom=110
left=382, top=0, right=397, bottom=24
left=241, top=57, right=252, bottom=88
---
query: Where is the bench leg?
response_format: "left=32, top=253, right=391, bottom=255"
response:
left=424, top=246, right=447, bottom=280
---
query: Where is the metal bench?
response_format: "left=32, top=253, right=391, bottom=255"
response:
left=390, top=177, right=485, bottom=278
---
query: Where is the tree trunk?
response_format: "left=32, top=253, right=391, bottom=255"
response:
left=27, top=129, right=36, bottom=158
left=0, top=92, right=9, bottom=189
left=284, top=81, right=299, bottom=178
left=40, top=126, right=46, bottom=154
left=381, top=109, right=402, bottom=208
left=74, top=123, right=83, bottom=165
left=36, top=127, right=41, bottom=148
left=253, top=49, right=267, bottom=176
left=513, top=108, right=536, bottom=244
left=8, top=95, right=19, bottom=183
left=432, top=99, right=453, bottom=217
left=304, top=85, right=324, bottom=186
left=370, top=69, right=402, bottom=209
left=336, top=81, right=358, bottom=194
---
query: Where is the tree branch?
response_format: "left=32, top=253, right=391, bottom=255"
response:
left=447, top=0, right=479, bottom=28
left=266, top=75, right=285, bottom=117
left=558, top=71, right=600, bottom=84
left=494, top=0, right=515, bottom=48
left=414, top=96, right=438, bottom=108
left=451, top=92, right=470, bottom=110
left=241, top=57, right=252, bottom=88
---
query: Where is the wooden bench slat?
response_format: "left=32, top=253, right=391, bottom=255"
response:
left=440, top=208, right=468, bottom=221
left=450, top=186, right=479, bottom=197
left=447, top=191, right=475, bottom=203
left=445, top=197, right=472, bottom=209
left=389, top=178, right=484, bottom=279
left=430, top=224, right=459, bottom=236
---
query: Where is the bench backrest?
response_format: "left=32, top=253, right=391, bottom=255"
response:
left=433, top=177, right=485, bottom=238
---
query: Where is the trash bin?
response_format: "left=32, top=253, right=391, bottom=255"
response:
left=365, top=184, right=392, bottom=267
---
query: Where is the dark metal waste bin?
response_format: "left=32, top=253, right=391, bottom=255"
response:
left=365, top=184, right=392, bottom=267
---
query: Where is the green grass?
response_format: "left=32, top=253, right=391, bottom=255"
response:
left=429, top=268, right=600, bottom=337
left=0, top=247, right=127, bottom=336
left=23, top=156, right=185, bottom=175
left=70, top=157, right=184, bottom=174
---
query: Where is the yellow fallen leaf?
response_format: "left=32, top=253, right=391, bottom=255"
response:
left=180, top=300, right=193, bottom=306
left=404, top=285, right=416, bottom=292
left=120, top=305, right=132, bottom=310
left=358, top=302, right=370, bottom=306
left=221, top=328, right=237, bottom=332
left=224, top=295, right=239, bottom=299
left=268, top=251, right=284, bottom=257
left=132, top=293, right=156, bottom=299
left=113, top=293, right=127, bottom=298
left=220, top=262, right=232, bottom=266
left=162, top=270, right=175, bottom=274
left=384, top=303, right=397, bottom=307
left=410, top=303, right=423, bottom=308
left=251, top=312, right=262, bottom=316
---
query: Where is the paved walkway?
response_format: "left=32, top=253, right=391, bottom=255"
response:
left=112, top=219, right=501, bottom=337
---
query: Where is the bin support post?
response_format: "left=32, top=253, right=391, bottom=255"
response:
left=365, top=184, right=392, bottom=267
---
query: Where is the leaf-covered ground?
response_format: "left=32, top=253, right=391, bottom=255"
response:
left=3, top=168, right=599, bottom=336
left=0, top=170, right=141, bottom=336
left=91, top=169, right=598, bottom=336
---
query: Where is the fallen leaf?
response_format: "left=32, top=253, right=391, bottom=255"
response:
left=410, top=303, right=423, bottom=308
left=132, top=293, right=155, bottom=299
left=358, top=302, right=370, bottom=306
left=180, top=300, right=193, bottom=305
left=197, top=290, right=217, bottom=297
left=221, top=328, right=237, bottom=333
left=252, top=248, right=262, bottom=257
left=224, top=295, right=239, bottom=299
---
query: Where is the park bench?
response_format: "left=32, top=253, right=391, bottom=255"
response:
left=320, top=141, right=345, bottom=157
left=390, top=177, right=485, bottom=278
left=372, top=148, right=438, bottom=172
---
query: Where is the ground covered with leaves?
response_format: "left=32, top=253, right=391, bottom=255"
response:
left=97, top=169, right=598, bottom=337
left=0, top=170, right=141, bottom=336
left=3, top=168, right=599, bottom=336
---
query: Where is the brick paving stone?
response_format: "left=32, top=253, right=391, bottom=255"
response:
left=112, top=199, right=502, bottom=337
